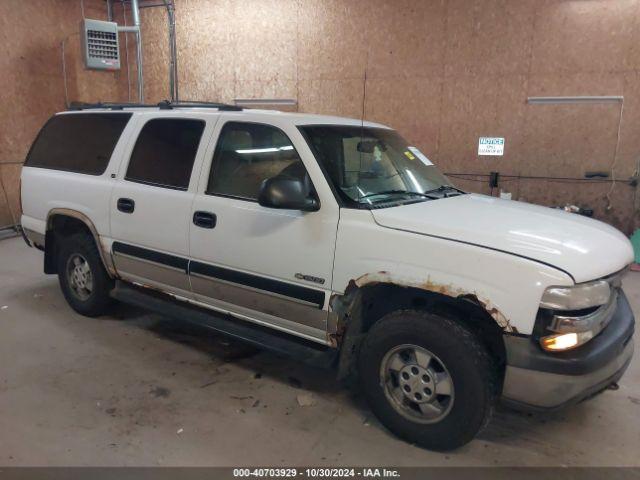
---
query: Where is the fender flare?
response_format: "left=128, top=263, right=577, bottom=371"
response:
left=351, top=271, right=513, bottom=331
left=46, top=208, right=116, bottom=277
left=328, top=272, right=515, bottom=347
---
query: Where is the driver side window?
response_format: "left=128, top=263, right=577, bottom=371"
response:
left=207, top=122, right=308, bottom=201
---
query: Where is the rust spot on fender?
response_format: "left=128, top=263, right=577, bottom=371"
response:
left=354, top=271, right=392, bottom=287
left=461, top=293, right=517, bottom=333
left=328, top=292, right=351, bottom=347
left=352, top=271, right=515, bottom=332
left=328, top=329, right=342, bottom=348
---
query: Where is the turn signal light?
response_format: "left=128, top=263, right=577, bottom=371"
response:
left=541, top=333, right=578, bottom=351
left=540, top=331, right=594, bottom=351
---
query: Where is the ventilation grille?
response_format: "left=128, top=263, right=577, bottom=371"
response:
left=87, top=30, right=118, bottom=60
left=81, top=19, right=120, bottom=70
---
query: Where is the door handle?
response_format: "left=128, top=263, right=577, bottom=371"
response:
left=117, top=198, right=135, bottom=214
left=193, top=211, right=217, bottom=229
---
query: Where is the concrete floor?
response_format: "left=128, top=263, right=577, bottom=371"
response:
left=1, top=235, right=639, bottom=467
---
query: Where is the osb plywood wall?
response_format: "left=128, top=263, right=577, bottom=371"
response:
left=0, top=0, right=131, bottom=228
left=1, top=0, right=639, bottom=235
left=138, top=0, right=640, bottom=234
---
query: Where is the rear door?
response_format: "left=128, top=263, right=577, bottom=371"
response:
left=188, top=114, right=340, bottom=344
left=109, top=113, right=215, bottom=297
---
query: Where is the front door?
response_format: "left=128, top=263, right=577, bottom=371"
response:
left=110, top=114, right=212, bottom=297
left=189, top=116, right=339, bottom=344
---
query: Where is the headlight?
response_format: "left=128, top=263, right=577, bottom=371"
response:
left=537, top=277, right=620, bottom=352
left=540, top=280, right=610, bottom=310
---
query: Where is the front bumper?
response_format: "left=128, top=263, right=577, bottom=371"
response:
left=501, top=290, right=635, bottom=411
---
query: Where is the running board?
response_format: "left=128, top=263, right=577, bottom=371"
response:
left=110, top=281, right=338, bottom=369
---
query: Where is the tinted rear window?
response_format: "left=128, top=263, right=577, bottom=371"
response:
left=25, top=113, right=132, bottom=175
left=125, top=118, right=205, bottom=190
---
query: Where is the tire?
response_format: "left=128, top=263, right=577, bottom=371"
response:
left=57, top=232, right=114, bottom=317
left=358, top=310, right=498, bottom=451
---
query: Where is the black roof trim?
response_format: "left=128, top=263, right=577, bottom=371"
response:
left=68, top=100, right=243, bottom=112
left=68, top=101, right=156, bottom=111
left=158, top=100, right=243, bottom=111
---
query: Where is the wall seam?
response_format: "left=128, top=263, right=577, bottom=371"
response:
left=434, top=0, right=448, bottom=160
left=0, top=170, right=18, bottom=228
left=296, top=0, right=300, bottom=112
left=516, top=0, right=541, bottom=201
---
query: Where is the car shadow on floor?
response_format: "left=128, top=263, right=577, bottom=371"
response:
left=109, top=300, right=350, bottom=396
left=112, top=302, right=594, bottom=447
left=15, top=282, right=603, bottom=451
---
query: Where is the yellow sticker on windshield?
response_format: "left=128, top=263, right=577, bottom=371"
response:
left=404, top=151, right=416, bottom=160
left=408, top=146, right=434, bottom=166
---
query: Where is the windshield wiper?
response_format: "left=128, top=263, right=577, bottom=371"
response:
left=359, top=189, right=435, bottom=200
left=422, top=185, right=465, bottom=196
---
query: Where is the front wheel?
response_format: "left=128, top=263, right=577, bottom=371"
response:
left=358, top=310, right=498, bottom=450
left=57, top=233, right=114, bottom=317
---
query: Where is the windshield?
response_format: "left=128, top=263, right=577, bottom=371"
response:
left=300, top=126, right=462, bottom=208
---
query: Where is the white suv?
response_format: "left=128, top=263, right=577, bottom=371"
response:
left=20, top=101, right=635, bottom=450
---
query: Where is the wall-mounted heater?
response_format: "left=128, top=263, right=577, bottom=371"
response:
left=81, top=19, right=121, bottom=70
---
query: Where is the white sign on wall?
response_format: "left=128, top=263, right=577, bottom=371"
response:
left=478, top=137, right=505, bottom=156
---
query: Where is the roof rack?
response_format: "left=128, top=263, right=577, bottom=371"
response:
left=68, top=100, right=243, bottom=111
left=68, top=101, right=157, bottom=111
left=158, top=100, right=243, bottom=111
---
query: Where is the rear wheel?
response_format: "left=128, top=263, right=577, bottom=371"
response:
left=358, top=310, right=498, bottom=450
left=57, top=233, right=113, bottom=317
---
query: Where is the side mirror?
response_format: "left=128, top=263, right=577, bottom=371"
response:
left=258, top=175, right=320, bottom=212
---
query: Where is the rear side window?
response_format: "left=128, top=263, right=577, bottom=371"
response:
left=125, top=118, right=205, bottom=190
left=25, top=113, right=132, bottom=175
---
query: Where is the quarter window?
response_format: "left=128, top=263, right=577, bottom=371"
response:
left=25, top=113, right=132, bottom=175
left=126, top=118, right=205, bottom=190
left=207, top=122, right=308, bottom=200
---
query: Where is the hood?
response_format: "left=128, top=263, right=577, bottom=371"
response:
left=371, top=194, right=633, bottom=283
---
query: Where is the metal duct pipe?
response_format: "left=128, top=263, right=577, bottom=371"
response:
left=106, top=0, right=114, bottom=20
left=164, top=0, right=178, bottom=101
left=116, top=0, right=175, bottom=102
left=130, top=0, right=141, bottom=25
left=130, top=0, right=144, bottom=102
